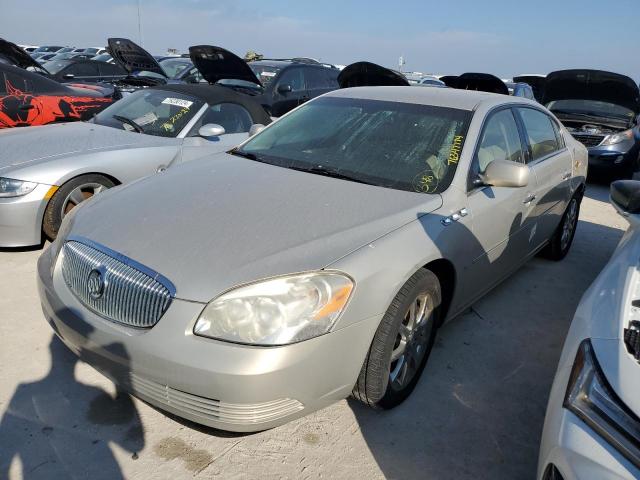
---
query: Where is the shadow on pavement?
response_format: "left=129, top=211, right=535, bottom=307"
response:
left=0, top=320, right=144, bottom=479
left=350, top=216, right=624, bottom=480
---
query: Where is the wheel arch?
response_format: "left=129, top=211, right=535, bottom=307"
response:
left=422, top=258, right=456, bottom=326
left=40, top=171, right=122, bottom=239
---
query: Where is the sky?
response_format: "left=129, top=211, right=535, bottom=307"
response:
left=2, top=0, right=639, bottom=81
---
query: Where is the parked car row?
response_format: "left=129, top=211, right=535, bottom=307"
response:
left=5, top=36, right=640, bottom=479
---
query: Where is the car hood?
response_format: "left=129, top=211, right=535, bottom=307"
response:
left=69, top=154, right=443, bottom=303
left=188, top=45, right=262, bottom=86
left=0, top=37, right=48, bottom=72
left=338, top=62, right=409, bottom=88
left=443, top=73, right=509, bottom=95
left=107, top=38, right=166, bottom=77
left=0, top=122, right=177, bottom=176
left=543, top=69, right=640, bottom=114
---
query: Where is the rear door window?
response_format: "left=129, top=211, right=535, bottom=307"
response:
left=517, top=108, right=560, bottom=161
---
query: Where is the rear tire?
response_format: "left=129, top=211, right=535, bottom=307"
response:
left=43, top=174, right=115, bottom=240
left=353, top=268, right=441, bottom=409
left=543, top=194, right=580, bottom=261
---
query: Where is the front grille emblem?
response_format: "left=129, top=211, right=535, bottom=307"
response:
left=87, top=267, right=107, bottom=300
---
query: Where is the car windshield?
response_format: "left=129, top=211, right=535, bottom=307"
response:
left=93, top=89, right=205, bottom=137
left=249, top=64, right=281, bottom=86
left=44, top=60, right=74, bottom=74
left=547, top=99, right=635, bottom=121
left=159, top=58, right=192, bottom=78
left=236, top=96, right=472, bottom=194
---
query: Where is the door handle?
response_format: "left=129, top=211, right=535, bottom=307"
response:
left=523, top=193, right=536, bottom=204
left=561, top=172, right=571, bottom=180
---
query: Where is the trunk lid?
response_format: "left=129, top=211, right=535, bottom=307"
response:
left=338, top=62, right=409, bottom=88
left=188, top=45, right=262, bottom=86
left=107, top=38, right=166, bottom=77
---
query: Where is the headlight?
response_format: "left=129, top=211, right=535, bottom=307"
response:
left=601, top=129, right=634, bottom=146
left=0, top=177, right=37, bottom=198
left=564, top=339, right=640, bottom=469
left=194, top=272, right=354, bottom=346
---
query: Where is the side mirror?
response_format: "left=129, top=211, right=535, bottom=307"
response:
left=277, top=84, right=292, bottom=94
left=611, top=180, right=640, bottom=218
left=198, top=123, right=225, bottom=139
left=63, top=73, right=75, bottom=80
left=479, top=160, right=529, bottom=188
left=249, top=124, right=265, bottom=136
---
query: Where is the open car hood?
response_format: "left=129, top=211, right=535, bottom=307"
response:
left=513, top=75, right=546, bottom=100
left=0, top=38, right=48, bottom=73
left=442, top=73, right=508, bottom=95
left=188, top=45, right=261, bottom=86
left=107, top=38, right=166, bottom=77
left=543, top=69, right=640, bottom=114
left=338, top=62, right=409, bottom=88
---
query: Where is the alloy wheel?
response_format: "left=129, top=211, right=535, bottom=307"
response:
left=560, top=198, right=578, bottom=252
left=389, top=292, right=435, bottom=391
left=61, top=183, right=107, bottom=217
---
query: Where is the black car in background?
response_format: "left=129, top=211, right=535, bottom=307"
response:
left=543, top=69, right=640, bottom=178
left=246, top=58, right=339, bottom=116
left=44, top=58, right=127, bottom=83
left=190, top=49, right=339, bottom=117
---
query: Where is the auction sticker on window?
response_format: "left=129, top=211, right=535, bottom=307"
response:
left=161, top=98, right=193, bottom=108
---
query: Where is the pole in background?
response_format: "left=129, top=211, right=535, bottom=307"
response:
left=137, top=0, right=144, bottom=46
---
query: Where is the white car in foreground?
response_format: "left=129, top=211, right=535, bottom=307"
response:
left=538, top=180, right=640, bottom=479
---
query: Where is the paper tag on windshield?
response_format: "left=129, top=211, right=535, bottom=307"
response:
left=133, top=111, right=158, bottom=126
left=260, top=71, right=276, bottom=77
left=162, top=98, right=193, bottom=108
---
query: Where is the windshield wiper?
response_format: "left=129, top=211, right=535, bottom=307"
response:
left=228, top=149, right=259, bottom=161
left=289, top=165, right=376, bottom=186
left=112, top=115, right=144, bottom=133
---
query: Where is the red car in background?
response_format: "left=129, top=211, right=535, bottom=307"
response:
left=0, top=39, right=118, bottom=128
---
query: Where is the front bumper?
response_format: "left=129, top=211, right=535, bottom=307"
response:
left=37, top=248, right=381, bottom=432
left=587, top=141, right=639, bottom=176
left=0, top=183, right=51, bottom=247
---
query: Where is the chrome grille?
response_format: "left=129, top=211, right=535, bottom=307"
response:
left=61, top=239, right=174, bottom=328
left=572, top=133, right=604, bottom=147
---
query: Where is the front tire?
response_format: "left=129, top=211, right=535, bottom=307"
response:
left=543, top=195, right=580, bottom=261
left=43, top=174, right=115, bottom=240
left=353, top=268, right=441, bottom=409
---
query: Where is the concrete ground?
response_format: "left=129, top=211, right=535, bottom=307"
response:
left=0, top=183, right=626, bottom=480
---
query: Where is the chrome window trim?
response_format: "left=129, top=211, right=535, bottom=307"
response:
left=66, top=234, right=177, bottom=297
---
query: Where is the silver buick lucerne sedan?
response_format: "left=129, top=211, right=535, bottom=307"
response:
left=38, top=86, right=587, bottom=432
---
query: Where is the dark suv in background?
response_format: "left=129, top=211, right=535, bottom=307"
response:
left=242, top=58, right=340, bottom=116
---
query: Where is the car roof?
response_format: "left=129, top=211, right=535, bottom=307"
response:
left=325, top=86, right=534, bottom=111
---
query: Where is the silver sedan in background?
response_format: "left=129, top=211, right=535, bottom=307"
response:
left=39, top=86, right=587, bottom=432
left=0, top=83, right=270, bottom=247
